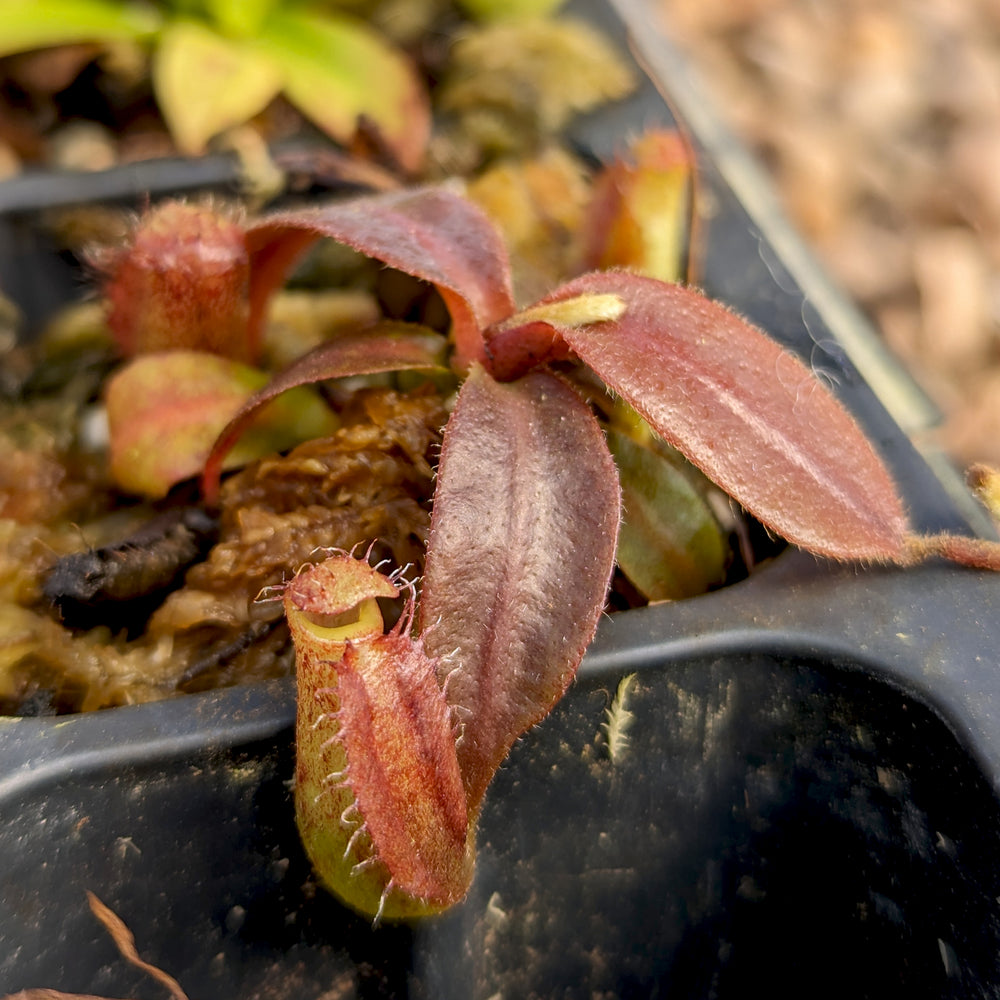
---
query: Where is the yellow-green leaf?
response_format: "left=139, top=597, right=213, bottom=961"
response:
left=0, top=0, right=160, bottom=56
left=455, top=0, right=566, bottom=20
left=500, top=292, right=626, bottom=331
left=106, top=351, right=338, bottom=498
left=253, top=7, right=430, bottom=173
left=607, top=428, right=729, bottom=601
left=152, top=19, right=283, bottom=155
left=204, top=0, right=278, bottom=37
left=585, top=130, right=693, bottom=282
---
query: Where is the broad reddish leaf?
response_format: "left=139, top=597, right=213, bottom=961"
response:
left=521, top=271, right=911, bottom=561
left=107, top=350, right=337, bottom=498
left=418, top=366, right=620, bottom=813
left=201, top=323, right=446, bottom=504
left=246, top=188, right=516, bottom=372
left=152, top=20, right=283, bottom=156
left=251, top=7, right=430, bottom=174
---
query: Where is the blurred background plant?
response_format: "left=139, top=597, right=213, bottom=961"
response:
left=0, top=0, right=570, bottom=177
left=655, top=0, right=1000, bottom=468
left=0, top=0, right=440, bottom=171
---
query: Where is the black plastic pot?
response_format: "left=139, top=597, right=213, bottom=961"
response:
left=3, top=2, right=1000, bottom=998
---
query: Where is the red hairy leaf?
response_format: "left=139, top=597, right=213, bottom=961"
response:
left=521, top=271, right=911, bottom=562
left=418, top=365, right=620, bottom=813
left=246, top=188, right=516, bottom=370
left=201, top=323, right=446, bottom=504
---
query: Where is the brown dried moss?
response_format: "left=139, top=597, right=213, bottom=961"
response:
left=0, top=384, right=447, bottom=714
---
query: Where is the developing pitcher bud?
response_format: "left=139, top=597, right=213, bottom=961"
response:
left=100, top=201, right=253, bottom=361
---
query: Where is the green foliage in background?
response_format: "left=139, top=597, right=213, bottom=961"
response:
left=0, top=0, right=436, bottom=167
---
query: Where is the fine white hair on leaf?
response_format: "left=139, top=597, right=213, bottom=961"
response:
left=310, top=710, right=339, bottom=732
left=351, top=855, right=378, bottom=878
left=603, top=672, right=637, bottom=763
left=373, top=878, right=396, bottom=928
left=343, top=824, right=367, bottom=861
left=440, top=660, right=463, bottom=697
left=254, top=582, right=287, bottom=604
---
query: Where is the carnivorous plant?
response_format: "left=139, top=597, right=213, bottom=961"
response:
left=126, top=183, right=996, bottom=921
